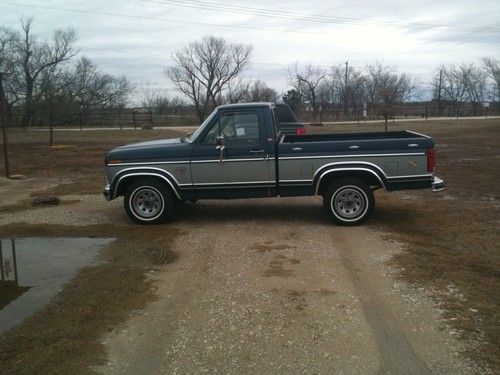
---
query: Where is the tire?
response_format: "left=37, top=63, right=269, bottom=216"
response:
left=323, top=178, right=375, bottom=226
left=124, top=178, right=174, bottom=224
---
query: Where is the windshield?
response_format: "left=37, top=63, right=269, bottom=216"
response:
left=187, top=110, right=217, bottom=142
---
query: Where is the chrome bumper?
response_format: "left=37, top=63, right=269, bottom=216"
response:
left=432, top=176, right=445, bottom=192
left=103, top=184, right=111, bottom=201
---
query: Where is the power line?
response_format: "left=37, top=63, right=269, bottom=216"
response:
left=0, top=1, right=320, bottom=36
left=3, top=1, right=499, bottom=45
left=141, top=0, right=500, bottom=33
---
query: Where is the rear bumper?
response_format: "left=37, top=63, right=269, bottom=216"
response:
left=432, top=176, right=445, bottom=192
left=386, top=175, right=445, bottom=192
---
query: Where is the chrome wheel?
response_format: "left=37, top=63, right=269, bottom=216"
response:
left=131, top=187, right=164, bottom=219
left=324, top=178, right=374, bottom=226
left=332, top=187, right=366, bottom=219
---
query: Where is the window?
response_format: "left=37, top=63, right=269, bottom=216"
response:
left=201, top=111, right=260, bottom=146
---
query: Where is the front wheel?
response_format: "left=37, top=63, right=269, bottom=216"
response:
left=323, top=178, right=375, bottom=226
left=124, top=178, right=174, bottom=224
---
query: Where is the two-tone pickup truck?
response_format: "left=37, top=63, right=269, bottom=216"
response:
left=104, top=102, right=444, bottom=225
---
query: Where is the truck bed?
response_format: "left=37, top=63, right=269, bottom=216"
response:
left=282, top=130, right=428, bottom=143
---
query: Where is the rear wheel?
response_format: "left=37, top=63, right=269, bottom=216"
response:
left=323, top=178, right=375, bottom=226
left=124, top=178, right=174, bottom=224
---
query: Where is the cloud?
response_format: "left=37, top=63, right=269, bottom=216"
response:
left=2, top=0, right=499, bottom=102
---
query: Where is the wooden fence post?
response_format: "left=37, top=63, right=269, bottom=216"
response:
left=0, top=240, right=5, bottom=281
left=0, top=72, right=11, bottom=178
left=11, top=239, right=18, bottom=284
left=133, top=111, right=137, bottom=129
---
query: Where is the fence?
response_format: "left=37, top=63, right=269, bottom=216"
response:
left=296, top=101, right=500, bottom=123
left=5, top=101, right=500, bottom=130
left=8, top=111, right=199, bottom=129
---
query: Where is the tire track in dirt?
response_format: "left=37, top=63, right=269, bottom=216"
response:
left=341, top=252, right=431, bottom=374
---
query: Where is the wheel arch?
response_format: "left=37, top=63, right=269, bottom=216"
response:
left=315, top=164, right=386, bottom=196
left=112, top=170, right=182, bottom=200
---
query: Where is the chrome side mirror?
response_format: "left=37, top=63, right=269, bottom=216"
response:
left=215, top=135, right=225, bottom=163
left=215, top=135, right=225, bottom=146
left=216, top=144, right=225, bottom=163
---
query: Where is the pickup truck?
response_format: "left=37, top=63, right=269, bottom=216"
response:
left=103, top=102, right=444, bottom=225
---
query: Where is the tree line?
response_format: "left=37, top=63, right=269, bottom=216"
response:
left=0, top=18, right=131, bottom=128
left=159, top=35, right=500, bottom=125
left=1, top=19, right=499, bottom=128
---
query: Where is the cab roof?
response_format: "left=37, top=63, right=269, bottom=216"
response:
left=216, top=102, right=275, bottom=110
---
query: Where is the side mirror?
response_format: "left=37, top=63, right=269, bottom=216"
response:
left=215, top=135, right=225, bottom=163
left=215, top=135, right=225, bottom=146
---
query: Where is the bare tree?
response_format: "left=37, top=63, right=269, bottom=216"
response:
left=9, top=18, right=78, bottom=127
left=68, top=56, right=130, bottom=110
left=438, top=64, right=468, bottom=117
left=482, top=57, right=500, bottom=103
left=139, top=82, right=185, bottom=115
left=140, top=82, right=170, bottom=113
left=0, top=27, right=22, bottom=107
left=166, top=36, right=252, bottom=122
left=327, top=64, right=367, bottom=119
left=463, top=63, right=488, bottom=115
left=246, top=80, right=279, bottom=102
left=365, top=62, right=416, bottom=130
left=225, top=78, right=250, bottom=103
left=328, top=65, right=346, bottom=115
left=287, top=63, right=326, bottom=122
left=224, top=79, right=278, bottom=103
left=316, top=82, right=332, bottom=122
left=37, top=64, right=64, bottom=144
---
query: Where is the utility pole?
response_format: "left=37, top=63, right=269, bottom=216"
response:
left=0, top=72, right=11, bottom=178
left=437, top=69, right=443, bottom=116
left=344, top=61, right=348, bottom=118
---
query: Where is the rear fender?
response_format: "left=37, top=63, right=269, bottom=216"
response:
left=314, top=162, right=387, bottom=195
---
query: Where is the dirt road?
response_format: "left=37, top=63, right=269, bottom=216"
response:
left=87, top=197, right=471, bottom=374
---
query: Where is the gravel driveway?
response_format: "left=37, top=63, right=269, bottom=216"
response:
left=90, top=197, right=472, bottom=374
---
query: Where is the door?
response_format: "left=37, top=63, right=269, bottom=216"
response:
left=190, top=108, right=272, bottom=199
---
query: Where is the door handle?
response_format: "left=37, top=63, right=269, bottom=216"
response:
left=349, top=145, right=359, bottom=150
left=250, top=149, right=265, bottom=154
left=408, top=143, right=419, bottom=147
left=292, top=147, right=303, bottom=151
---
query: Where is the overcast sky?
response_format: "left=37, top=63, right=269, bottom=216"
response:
left=2, top=0, right=500, bottom=102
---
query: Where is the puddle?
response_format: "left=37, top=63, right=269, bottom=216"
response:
left=0, top=237, right=113, bottom=333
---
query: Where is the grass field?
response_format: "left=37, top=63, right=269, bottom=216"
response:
left=309, top=119, right=500, bottom=369
left=0, top=119, right=499, bottom=371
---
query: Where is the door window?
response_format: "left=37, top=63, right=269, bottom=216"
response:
left=201, top=111, right=260, bottom=146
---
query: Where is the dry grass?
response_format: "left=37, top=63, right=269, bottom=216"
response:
left=0, top=128, right=186, bottom=192
left=0, top=224, right=181, bottom=374
left=308, top=119, right=500, bottom=371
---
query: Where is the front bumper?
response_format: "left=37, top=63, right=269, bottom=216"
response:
left=103, top=184, right=111, bottom=201
left=432, top=176, right=445, bottom=192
